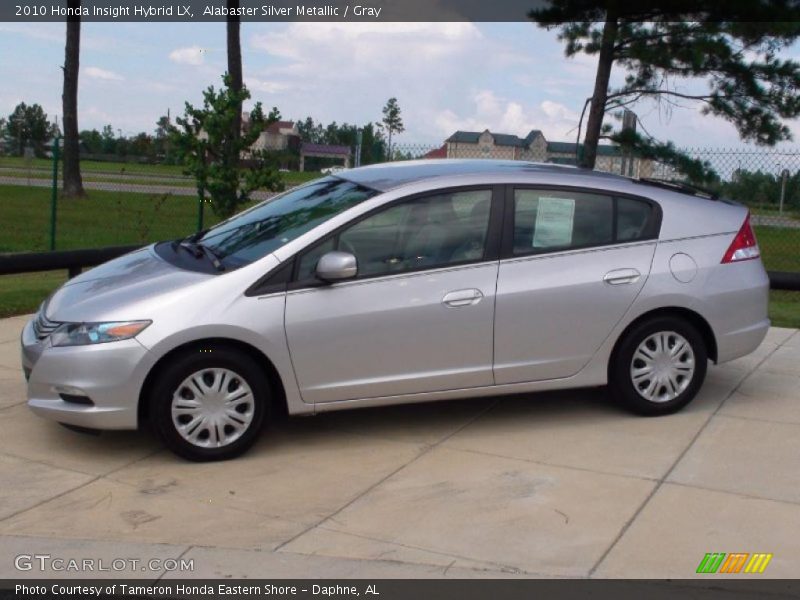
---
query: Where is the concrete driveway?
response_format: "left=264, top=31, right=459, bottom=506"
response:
left=0, top=314, right=798, bottom=579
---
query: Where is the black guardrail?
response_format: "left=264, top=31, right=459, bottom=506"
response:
left=0, top=245, right=799, bottom=290
left=0, top=245, right=142, bottom=278
left=768, top=271, right=800, bottom=291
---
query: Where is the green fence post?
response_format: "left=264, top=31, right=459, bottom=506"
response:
left=197, top=183, right=205, bottom=231
left=49, top=137, right=60, bottom=251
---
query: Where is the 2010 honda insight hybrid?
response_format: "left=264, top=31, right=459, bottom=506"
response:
left=21, top=160, right=769, bottom=461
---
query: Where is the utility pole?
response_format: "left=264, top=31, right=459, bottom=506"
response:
left=50, top=136, right=60, bottom=251
left=621, top=109, right=637, bottom=176
left=780, top=168, right=789, bottom=214
left=355, top=128, right=363, bottom=168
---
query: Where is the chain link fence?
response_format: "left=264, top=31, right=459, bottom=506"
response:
left=389, top=142, right=800, bottom=275
left=0, top=151, right=295, bottom=254
left=1, top=143, right=798, bottom=268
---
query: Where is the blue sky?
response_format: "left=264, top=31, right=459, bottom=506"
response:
left=1, top=21, right=799, bottom=149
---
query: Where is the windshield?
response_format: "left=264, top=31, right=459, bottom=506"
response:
left=195, top=177, right=379, bottom=267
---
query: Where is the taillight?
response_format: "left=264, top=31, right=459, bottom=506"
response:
left=721, top=213, right=760, bottom=264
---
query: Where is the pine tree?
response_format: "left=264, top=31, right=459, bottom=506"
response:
left=171, top=75, right=283, bottom=218
left=530, top=1, right=800, bottom=181
left=381, top=98, right=405, bottom=160
left=62, top=0, right=85, bottom=198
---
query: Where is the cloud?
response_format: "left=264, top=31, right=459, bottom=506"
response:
left=434, top=90, right=580, bottom=141
left=245, top=22, right=491, bottom=139
left=84, top=66, right=124, bottom=81
left=245, top=77, right=291, bottom=94
left=250, top=22, right=481, bottom=77
left=0, top=23, right=130, bottom=52
left=168, top=46, right=206, bottom=66
left=252, top=22, right=480, bottom=57
left=0, top=23, right=63, bottom=44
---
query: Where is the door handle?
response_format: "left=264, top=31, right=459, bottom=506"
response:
left=603, top=268, right=641, bottom=285
left=442, top=289, right=483, bottom=307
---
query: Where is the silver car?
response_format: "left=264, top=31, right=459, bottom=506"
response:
left=20, top=160, right=769, bottom=461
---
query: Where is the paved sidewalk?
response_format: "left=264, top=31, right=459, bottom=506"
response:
left=0, top=314, right=797, bottom=579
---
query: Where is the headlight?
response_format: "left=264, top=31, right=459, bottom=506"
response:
left=50, top=321, right=151, bottom=347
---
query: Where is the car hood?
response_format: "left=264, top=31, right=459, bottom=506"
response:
left=45, top=245, right=214, bottom=322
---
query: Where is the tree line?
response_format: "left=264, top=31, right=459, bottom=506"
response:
left=0, top=105, right=173, bottom=162
left=721, top=169, right=800, bottom=211
left=0, top=102, right=402, bottom=168
left=0, top=103, right=60, bottom=156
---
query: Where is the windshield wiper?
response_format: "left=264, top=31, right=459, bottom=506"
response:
left=171, top=239, right=225, bottom=271
left=171, top=228, right=200, bottom=252
left=172, top=228, right=208, bottom=247
left=189, top=242, right=226, bottom=271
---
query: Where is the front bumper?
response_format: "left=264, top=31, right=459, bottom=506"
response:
left=21, top=319, right=153, bottom=430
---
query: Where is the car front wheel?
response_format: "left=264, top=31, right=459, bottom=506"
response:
left=149, top=346, right=269, bottom=461
left=610, top=316, right=707, bottom=416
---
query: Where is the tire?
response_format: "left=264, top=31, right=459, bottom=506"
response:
left=609, top=316, right=707, bottom=416
left=149, top=346, right=270, bottom=461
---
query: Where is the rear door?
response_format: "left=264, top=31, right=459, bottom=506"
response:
left=493, top=186, right=659, bottom=384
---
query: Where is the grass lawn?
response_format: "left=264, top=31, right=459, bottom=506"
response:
left=753, top=226, right=800, bottom=272
left=0, top=184, right=226, bottom=252
left=0, top=156, right=186, bottom=177
left=0, top=271, right=66, bottom=318
left=769, top=290, right=800, bottom=329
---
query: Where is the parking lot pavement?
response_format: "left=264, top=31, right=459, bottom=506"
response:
left=0, top=315, right=797, bottom=579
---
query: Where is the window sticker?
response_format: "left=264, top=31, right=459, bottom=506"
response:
left=533, top=196, right=575, bottom=247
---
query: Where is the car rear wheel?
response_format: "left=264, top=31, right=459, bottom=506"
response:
left=149, top=346, right=269, bottom=461
left=610, top=316, right=707, bottom=416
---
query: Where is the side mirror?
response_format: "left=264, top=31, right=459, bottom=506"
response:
left=316, top=251, right=357, bottom=282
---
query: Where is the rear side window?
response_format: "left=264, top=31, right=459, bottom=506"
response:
left=513, top=190, right=613, bottom=254
left=617, top=197, right=654, bottom=242
left=512, top=189, right=655, bottom=255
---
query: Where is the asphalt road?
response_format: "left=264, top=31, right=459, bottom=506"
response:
left=0, top=175, right=280, bottom=200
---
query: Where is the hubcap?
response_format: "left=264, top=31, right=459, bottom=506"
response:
left=630, top=331, right=695, bottom=403
left=171, top=368, right=255, bottom=448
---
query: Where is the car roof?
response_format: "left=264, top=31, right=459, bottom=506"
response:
left=337, top=159, right=626, bottom=192
left=331, top=158, right=748, bottom=242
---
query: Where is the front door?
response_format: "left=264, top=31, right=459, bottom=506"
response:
left=285, top=187, right=501, bottom=404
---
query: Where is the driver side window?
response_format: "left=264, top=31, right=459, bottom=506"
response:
left=297, top=189, right=493, bottom=281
